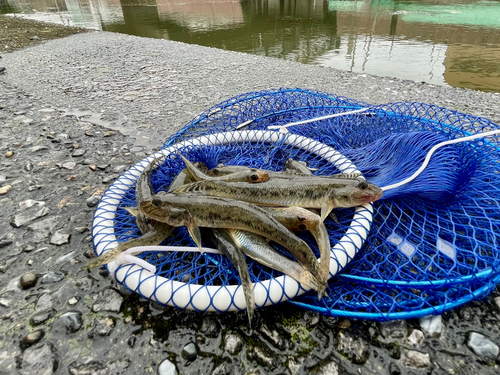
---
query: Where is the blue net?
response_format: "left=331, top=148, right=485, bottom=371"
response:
left=92, top=88, right=500, bottom=320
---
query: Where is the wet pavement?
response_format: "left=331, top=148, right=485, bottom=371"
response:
left=1, top=31, right=500, bottom=374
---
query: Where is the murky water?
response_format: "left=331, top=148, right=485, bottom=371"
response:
left=1, top=0, right=500, bottom=92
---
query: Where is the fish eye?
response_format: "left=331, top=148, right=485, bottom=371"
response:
left=152, top=197, right=162, bottom=207
left=250, top=174, right=259, bottom=181
left=211, top=169, right=220, bottom=175
left=359, top=181, right=368, bottom=190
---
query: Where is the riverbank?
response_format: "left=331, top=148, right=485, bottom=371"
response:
left=1, top=27, right=500, bottom=375
left=0, top=15, right=87, bottom=53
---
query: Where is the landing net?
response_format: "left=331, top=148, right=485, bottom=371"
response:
left=92, top=88, right=500, bottom=320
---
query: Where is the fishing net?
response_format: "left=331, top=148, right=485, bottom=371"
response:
left=91, top=88, right=500, bottom=321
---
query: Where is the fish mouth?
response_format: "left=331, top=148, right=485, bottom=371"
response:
left=370, top=189, right=384, bottom=202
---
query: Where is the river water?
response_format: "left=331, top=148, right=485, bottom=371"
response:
left=1, top=0, right=500, bottom=93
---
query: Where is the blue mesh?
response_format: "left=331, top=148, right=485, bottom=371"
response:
left=92, top=88, right=500, bottom=320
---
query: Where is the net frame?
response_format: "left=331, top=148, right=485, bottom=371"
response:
left=92, top=130, right=373, bottom=312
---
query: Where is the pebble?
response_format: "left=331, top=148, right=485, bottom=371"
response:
left=0, top=185, right=11, bottom=195
left=0, top=298, right=11, bottom=307
left=0, top=239, right=13, bottom=248
left=89, top=165, right=96, bottom=171
left=419, top=315, right=443, bottom=337
left=224, top=331, right=243, bottom=355
left=467, top=332, right=499, bottom=359
left=316, top=361, right=339, bottom=375
left=5, top=151, right=13, bottom=157
left=21, top=329, right=45, bottom=348
left=378, top=320, right=408, bottom=340
left=72, top=149, right=86, bottom=157
left=30, top=310, right=54, bottom=326
left=36, top=294, right=53, bottom=312
left=50, top=231, right=71, bottom=245
left=57, top=311, right=83, bottom=333
left=20, top=272, right=38, bottom=289
left=91, top=288, right=123, bottom=312
left=68, top=297, right=79, bottom=305
left=335, top=331, right=370, bottom=365
left=113, top=165, right=127, bottom=173
left=86, top=195, right=101, bottom=207
left=181, top=343, right=197, bottom=360
left=407, top=329, right=424, bottom=346
left=10, top=205, right=50, bottom=228
left=493, top=297, right=500, bottom=312
left=19, top=200, right=45, bottom=210
left=388, top=362, right=401, bottom=375
left=253, top=346, right=274, bottom=367
left=89, top=317, right=116, bottom=338
left=62, top=161, right=77, bottom=170
left=158, top=358, right=178, bottom=375
left=97, top=164, right=109, bottom=170
left=19, top=343, right=58, bottom=375
left=0, top=175, right=7, bottom=183
left=200, top=316, right=219, bottom=338
left=403, top=350, right=431, bottom=368
left=40, top=271, right=66, bottom=284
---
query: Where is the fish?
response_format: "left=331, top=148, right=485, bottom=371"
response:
left=171, top=176, right=383, bottom=222
left=204, top=228, right=255, bottom=325
left=139, top=192, right=327, bottom=290
left=179, top=155, right=269, bottom=183
left=83, top=221, right=174, bottom=270
left=227, top=229, right=320, bottom=292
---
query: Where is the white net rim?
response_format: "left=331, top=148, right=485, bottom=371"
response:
left=91, top=130, right=374, bottom=312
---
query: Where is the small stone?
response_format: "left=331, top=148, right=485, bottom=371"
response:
left=316, top=361, right=339, bottom=375
left=21, top=329, right=45, bottom=348
left=30, top=310, right=55, bottom=326
left=0, top=175, right=7, bottom=183
left=224, top=331, right=243, bottom=355
left=492, top=297, right=500, bottom=313
left=20, top=272, right=38, bottom=289
left=62, top=161, right=77, bottom=170
left=25, top=162, right=34, bottom=171
left=0, top=185, right=11, bottom=195
left=200, top=317, right=219, bottom=338
left=92, top=288, right=123, bottom=312
left=72, top=149, right=86, bottom=157
left=388, top=362, right=401, bottom=375
left=467, top=332, right=499, bottom=359
left=86, top=195, right=101, bottom=207
left=130, top=146, right=143, bottom=153
left=103, top=131, right=115, bottom=137
left=10, top=206, right=50, bottom=227
left=419, top=315, right=443, bottom=337
left=68, top=297, right=79, bottom=305
left=0, top=239, right=13, bottom=248
left=19, top=343, right=58, bottom=375
left=378, top=320, right=407, bottom=340
left=40, top=271, right=66, bottom=284
left=5, top=151, right=13, bottom=157
left=89, top=165, right=96, bottom=171
left=113, top=165, right=127, bottom=173
left=211, top=362, right=233, bottom=375
left=97, top=164, right=109, bottom=170
left=181, top=343, right=197, bottom=360
left=158, top=358, right=178, bottom=375
left=26, top=217, right=59, bottom=242
left=89, top=317, right=116, bottom=338
left=30, top=35, right=40, bottom=40
left=36, top=294, right=52, bottom=312
left=0, top=298, right=10, bottom=307
left=253, top=346, right=274, bottom=367
left=50, top=231, right=70, bottom=245
left=335, top=331, right=370, bottom=365
left=85, top=130, right=94, bottom=137
left=19, top=200, right=45, bottom=210
left=407, top=329, right=424, bottom=346
left=58, top=134, right=69, bottom=140
left=57, top=312, right=83, bottom=333
left=404, top=350, right=431, bottom=368
left=75, top=227, right=88, bottom=234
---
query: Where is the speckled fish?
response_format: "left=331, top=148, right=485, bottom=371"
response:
left=266, top=206, right=331, bottom=284
left=139, top=192, right=327, bottom=289
left=179, top=155, right=269, bottom=183
left=226, top=229, right=320, bottom=292
left=171, top=176, right=383, bottom=222
left=204, top=228, right=255, bottom=325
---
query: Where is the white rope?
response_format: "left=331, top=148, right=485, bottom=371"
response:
left=382, top=129, right=500, bottom=191
left=266, top=108, right=371, bottom=133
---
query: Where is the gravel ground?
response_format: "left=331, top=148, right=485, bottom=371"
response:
left=1, top=30, right=500, bottom=375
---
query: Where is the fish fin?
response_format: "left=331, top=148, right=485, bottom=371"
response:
left=310, top=225, right=331, bottom=282
left=330, top=172, right=362, bottom=179
left=298, top=271, right=319, bottom=291
left=186, top=218, right=203, bottom=253
left=124, top=207, right=139, bottom=217
left=320, top=201, right=334, bottom=223
left=329, top=212, right=339, bottom=224
left=170, top=181, right=206, bottom=194
left=178, top=154, right=205, bottom=182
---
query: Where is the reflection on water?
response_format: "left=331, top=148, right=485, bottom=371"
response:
left=1, top=0, right=500, bottom=92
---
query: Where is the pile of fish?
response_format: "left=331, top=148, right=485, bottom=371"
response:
left=84, top=153, right=383, bottom=323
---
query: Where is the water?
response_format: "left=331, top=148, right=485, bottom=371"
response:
left=1, top=0, right=500, bottom=92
